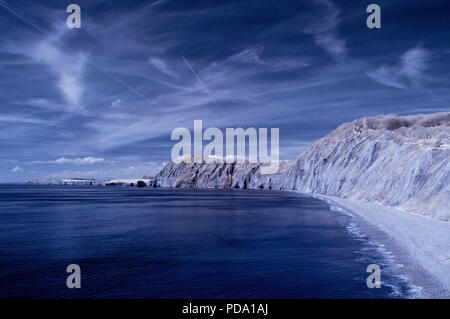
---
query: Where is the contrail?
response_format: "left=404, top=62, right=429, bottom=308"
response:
left=89, top=63, right=160, bottom=107
left=182, top=56, right=224, bottom=113
left=0, top=0, right=159, bottom=107
left=0, top=0, right=46, bottom=33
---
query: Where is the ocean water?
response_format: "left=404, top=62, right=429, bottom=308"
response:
left=0, top=185, right=416, bottom=298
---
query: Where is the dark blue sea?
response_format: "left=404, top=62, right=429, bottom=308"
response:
left=0, top=185, right=416, bottom=298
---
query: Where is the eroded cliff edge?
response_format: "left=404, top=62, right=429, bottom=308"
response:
left=153, top=113, right=450, bottom=221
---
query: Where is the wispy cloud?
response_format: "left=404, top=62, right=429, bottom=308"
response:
left=367, top=47, right=430, bottom=89
left=148, top=0, right=172, bottom=9
left=211, top=47, right=310, bottom=72
left=4, top=30, right=88, bottom=110
left=31, top=37, right=87, bottom=108
left=31, top=157, right=112, bottom=165
left=111, top=99, right=122, bottom=107
left=0, top=114, right=50, bottom=124
left=304, top=0, right=347, bottom=61
left=401, top=47, right=430, bottom=85
left=11, top=166, right=23, bottom=172
left=148, top=57, right=178, bottom=77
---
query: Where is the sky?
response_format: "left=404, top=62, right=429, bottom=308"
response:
left=0, top=0, right=449, bottom=182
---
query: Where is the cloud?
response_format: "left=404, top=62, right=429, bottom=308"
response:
left=5, top=28, right=88, bottom=110
left=31, top=157, right=112, bottom=165
left=367, top=47, right=430, bottom=89
left=303, top=0, right=347, bottom=61
left=313, top=34, right=346, bottom=59
left=401, top=47, right=430, bottom=85
left=18, top=98, right=69, bottom=113
left=111, top=99, right=122, bottom=107
left=59, top=132, right=75, bottom=138
left=226, top=48, right=266, bottom=65
left=366, top=65, right=407, bottom=89
left=214, top=47, right=310, bottom=71
left=148, top=0, right=172, bottom=8
left=11, top=166, right=23, bottom=172
left=148, top=57, right=178, bottom=78
left=31, top=38, right=87, bottom=107
left=0, top=115, right=50, bottom=124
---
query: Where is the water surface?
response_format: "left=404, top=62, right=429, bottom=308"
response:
left=0, top=185, right=414, bottom=298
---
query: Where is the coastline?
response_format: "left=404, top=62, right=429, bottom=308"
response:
left=314, top=194, right=450, bottom=298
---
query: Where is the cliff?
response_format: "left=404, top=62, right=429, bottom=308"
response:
left=153, top=113, right=450, bottom=221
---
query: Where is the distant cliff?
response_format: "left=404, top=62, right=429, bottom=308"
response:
left=153, top=113, right=450, bottom=221
left=153, top=161, right=289, bottom=190
left=26, top=177, right=154, bottom=187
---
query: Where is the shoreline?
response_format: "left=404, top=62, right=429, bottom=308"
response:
left=314, top=194, right=450, bottom=298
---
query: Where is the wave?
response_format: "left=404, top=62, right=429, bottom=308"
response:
left=328, top=202, right=425, bottom=299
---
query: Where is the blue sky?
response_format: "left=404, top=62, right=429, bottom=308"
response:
left=0, top=0, right=449, bottom=182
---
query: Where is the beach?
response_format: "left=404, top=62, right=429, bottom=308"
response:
left=316, top=195, right=450, bottom=298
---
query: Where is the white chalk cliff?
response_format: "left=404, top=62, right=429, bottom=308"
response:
left=153, top=113, right=450, bottom=221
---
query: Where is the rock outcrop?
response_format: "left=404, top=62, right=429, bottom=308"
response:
left=153, top=113, right=450, bottom=221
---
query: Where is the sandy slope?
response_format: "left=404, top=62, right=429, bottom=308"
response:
left=316, top=194, right=450, bottom=298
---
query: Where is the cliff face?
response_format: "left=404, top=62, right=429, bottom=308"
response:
left=153, top=113, right=450, bottom=221
left=153, top=161, right=290, bottom=190
left=285, top=113, right=450, bottom=221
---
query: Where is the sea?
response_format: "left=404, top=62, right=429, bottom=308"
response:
left=0, top=185, right=418, bottom=298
